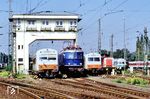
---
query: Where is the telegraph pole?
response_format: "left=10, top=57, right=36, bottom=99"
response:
left=144, top=27, right=149, bottom=75
left=8, top=0, right=13, bottom=72
left=98, top=19, right=101, bottom=54
left=123, top=17, right=126, bottom=60
left=98, top=10, right=124, bottom=55
left=123, top=17, right=126, bottom=72
left=110, top=34, right=114, bottom=57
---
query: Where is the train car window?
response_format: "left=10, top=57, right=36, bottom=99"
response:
left=77, top=52, right=83, bottom=59
left=94, top=58, right=100, bottom=61
left=74, top=52, right=83, bottom=59
left=88, top=58, right=93, bottom=61
left=114, top=61, right=117, bottom=65
left=48, top=57, right=56, bottom=60
left=65, top=52, right=74, bottom=59
left=40, top=57, right=47, bottom=60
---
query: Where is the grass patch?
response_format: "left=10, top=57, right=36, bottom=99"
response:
left=114, top=77, right=149, bottom=86
left=0, top=71, right=28, bottom=79
left=0, top=71, right=10, bottom=78
left=113, top=79, right=122, bottom=83
left=14, top=74, right=27, bottom=79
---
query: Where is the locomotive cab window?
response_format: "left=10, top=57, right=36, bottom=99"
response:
left=94, top=58, right=100, bottom=61
left=72, top=52, right=83, bottom=59
left=65, top=52, right=74, bottom=59
left=40, top=57, right=47, bottom=60
left=88, top=58, right=93, bottom=61
left=48, top=57, right=56, bottom=60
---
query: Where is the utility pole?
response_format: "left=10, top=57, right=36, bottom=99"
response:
left=123, top=17, right=126, bottom=60
left=123, top=17, right=126, bottom=72
left=110, top=34, right=114, bottom=57
left=98, top=19, right=101, bottom=55
left=98, top=10, right=124, bottom=55
left=8, top=0, right=13, bottom=70
left=144, top=27, right=149, bottom=75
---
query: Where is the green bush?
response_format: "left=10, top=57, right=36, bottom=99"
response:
left=116, top=77, right=149, bottom=86
left=115, top=79, right=122, bottom=83
left=0, top=71, right=10, bottom=77
left=126, top=78, right=131, bottom=84
left=131, top=78, right=136, bottom=85
left=125, top=77, right=148, bottom=86
left=139, top=79, right=149, bottom=85
left=114, top=78, right=125, bottom=83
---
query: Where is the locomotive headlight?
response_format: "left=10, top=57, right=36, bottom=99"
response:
left=80, top=63, right=82, bottom=65
left=68, top=63, right=70, bottom=65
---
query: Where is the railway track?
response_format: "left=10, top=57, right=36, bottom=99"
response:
left=43, top=79, right=110, bottom=99
left=59, top=78, right=150, bottom=99
left=50, top=78, right=145, bottom=99
left=0, top=76, right=150, bottom=99
left=0, top=78, right=74, bottom=99
left=107, top=75, right=150, bottom=83
left=0, top=81, right=41, bottom=99
left=0, top=78, right=109, bottom=99
left=82, top=78, right=150, bottom=99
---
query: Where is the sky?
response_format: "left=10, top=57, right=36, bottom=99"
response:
left=0, top=0, right=150, bottom=54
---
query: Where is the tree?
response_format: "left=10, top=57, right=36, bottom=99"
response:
left=101, top=49, right=110, bottom=56
left=113, top=49, right=124, bottom=58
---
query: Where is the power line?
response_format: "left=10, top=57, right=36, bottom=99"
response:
left=28, top=0, right=51, bottom=14
left=80, top=0, right=114, bottom=31
left=112, top=0, right=128, bottom=11
left=85, top=0, right=113, bottom=13
left=80, top=0, right=128, bottom=34
left=29, top=0, right=44, bottom=13
left=81, top=10, right=123, bottom=34
left=38, top=0, right=51, bottom=10
left=72, top=0, right=91, bottom=12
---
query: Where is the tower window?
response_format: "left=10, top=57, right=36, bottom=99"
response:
left=28, top=20, right=35, bottom=25
left=56, top=21, right=63, bottom=26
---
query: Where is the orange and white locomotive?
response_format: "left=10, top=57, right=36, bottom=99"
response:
left=84, top=52, right=102, bottom=75
left=32, top=48, right=58, bottom=78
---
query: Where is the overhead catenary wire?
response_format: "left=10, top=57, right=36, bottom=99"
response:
left=28, top=0, right=51, bottom=14
left=79, top=0, right=114, bottom=33
left=72, top=0, right=87, bottom=12
left=84, top=0, right=113, bottom=14
left=38, top=0, right=51, bottom=9
left=80, top=0, right=128, bottom=34
left=29, top=0, right=44, bottom=13
left=112, top=0, right=129, bottom=11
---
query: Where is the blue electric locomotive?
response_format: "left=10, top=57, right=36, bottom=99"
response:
left=58, top=46, right=85, bottom=78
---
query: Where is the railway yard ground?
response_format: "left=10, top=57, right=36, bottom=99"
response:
left=0, top=74, right=150, bottom=99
